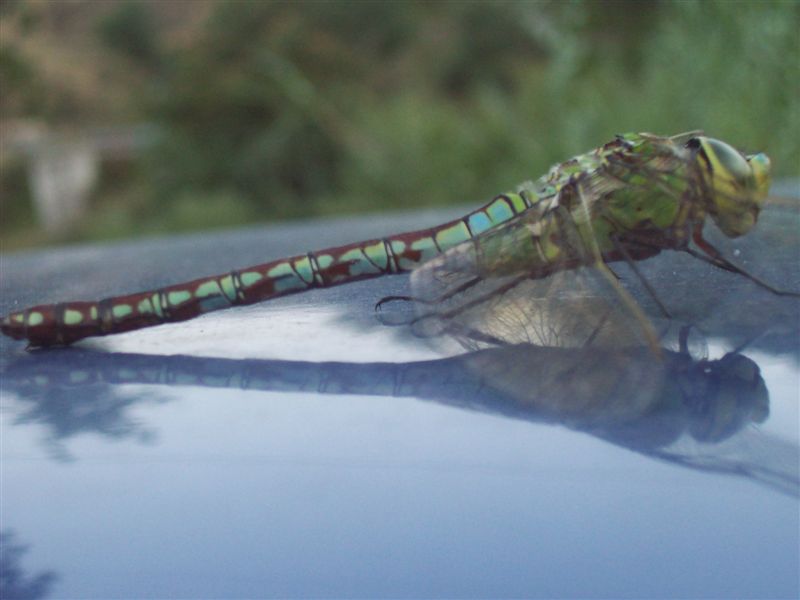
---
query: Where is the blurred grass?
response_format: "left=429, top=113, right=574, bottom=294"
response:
left=0, top=0, right=798, bottom=249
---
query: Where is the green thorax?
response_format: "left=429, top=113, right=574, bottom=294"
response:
left=475, top=133, right=693, bottom=275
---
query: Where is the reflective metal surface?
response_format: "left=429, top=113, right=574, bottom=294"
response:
left=1, top=202, right=798, bottom=598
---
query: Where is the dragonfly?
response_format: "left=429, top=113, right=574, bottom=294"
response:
left=1, top=132, right=793, bottom=349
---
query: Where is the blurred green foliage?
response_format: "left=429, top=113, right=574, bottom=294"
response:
left=0, top=0, right=798, bottom=246
left=94, top=0, right=161, bottom=68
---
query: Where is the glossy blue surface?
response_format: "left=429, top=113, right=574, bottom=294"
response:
left=1, top=204, right=798, bottom=599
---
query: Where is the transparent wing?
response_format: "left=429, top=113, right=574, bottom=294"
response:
left=412, top=260, right=667, bottom=351
left=644, top=428, right=799, bottom=498
left=407, top=206, right=668, bottom=356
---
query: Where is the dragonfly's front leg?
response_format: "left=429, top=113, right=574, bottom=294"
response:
left=689, top=223, right=800, bottom=298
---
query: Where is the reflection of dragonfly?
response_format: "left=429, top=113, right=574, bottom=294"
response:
left=3, top=343, right=797, bottom=497
left=2, top=132, right=794, bottom=348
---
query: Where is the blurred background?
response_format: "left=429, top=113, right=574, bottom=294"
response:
left=0, top=0, right=797, bottom=250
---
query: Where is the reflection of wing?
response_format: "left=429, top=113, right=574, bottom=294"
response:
left=643, top=429, right=799, bottom=498
left=484, top=344, right=798, bottom=498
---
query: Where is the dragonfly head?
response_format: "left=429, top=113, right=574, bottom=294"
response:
left=689, top=137, right=771, bottom=237
left=688, top=353, right=768, bottom=443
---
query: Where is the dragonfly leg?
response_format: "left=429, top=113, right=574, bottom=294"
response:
left=428, top=274, right=530, bottom=322
left=375, top=275, right=486, bottom=312
left=570, top=184, right=662, bottom=356
left=401, top=274, right=531, bottom=336
left=375, top=295, right=428, bottom=311
left=589, top=258, right=662, bottom=356
left=609, top=234, right=672, bottom=318
left=377, top=272, right=531, bottom=333
left=690, top=225, right=800, bottom=298
left=374, top=294, right=430, bottom=327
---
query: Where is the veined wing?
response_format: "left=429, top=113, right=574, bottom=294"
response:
left=643, top=428, right=799, bottom=498
left=405, top=169, right=683, bottom=355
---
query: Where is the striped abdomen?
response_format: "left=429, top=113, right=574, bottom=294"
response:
left=1, top=192, right=534, bottom=347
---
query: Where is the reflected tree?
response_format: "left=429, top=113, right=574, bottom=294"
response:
left=0, top=531, right=57, bottom=600
left=7, top=375, right=160, bottom=461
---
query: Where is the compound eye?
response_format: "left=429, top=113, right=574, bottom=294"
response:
left=704, top=138, right=751, bottom=183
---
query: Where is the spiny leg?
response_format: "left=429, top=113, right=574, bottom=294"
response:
left=411, top=273, right=530, bottom=326
left=571, top=182, right=662, bottom=356
left=373, top=294, right=428, bottom=327
left=612, top=237, right=710, bottom=346
left=690, top=224, right=800, bottom=298
left=374, top=295, right=427, bottom=311
left=585, top=259, right=661, bottom=356
left=682, top=246, right=800, bottom=297
left=609, top=233, right=672, bottom=318
left=374, top=273, right=486, bottom=312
